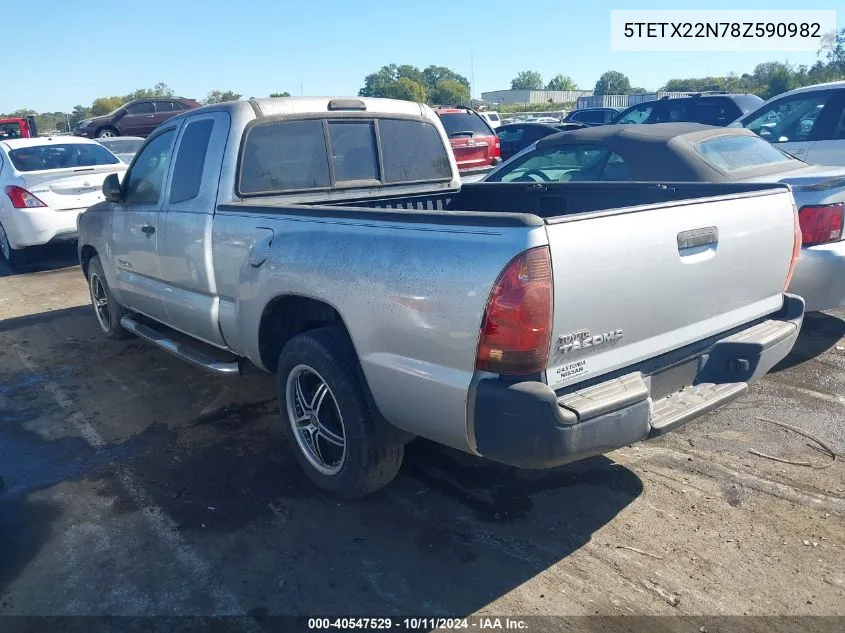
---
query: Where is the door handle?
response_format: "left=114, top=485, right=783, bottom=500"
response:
left=141, top=224, right=156, bottom=235
left=790, top=149, right=806, bottom=155
left=678, top=226, right=718, bottom=250
left=145, top=114, right=155, bottom=118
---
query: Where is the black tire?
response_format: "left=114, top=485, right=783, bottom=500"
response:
left=87, top=256, right=130, bottom=339
left=277, top=326, right=403, bottom=499
left=0, top=221, right=23, bottom=268
left=96, top=127, right=119, bottom=138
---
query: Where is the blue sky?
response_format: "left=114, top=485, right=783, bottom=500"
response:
left=6, top=0, right=841, bottom=113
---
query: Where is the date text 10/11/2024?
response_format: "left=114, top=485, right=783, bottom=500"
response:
left=307, top=617, right=529, bottom=630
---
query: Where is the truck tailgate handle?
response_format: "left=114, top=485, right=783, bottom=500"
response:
left=249, top=228, right=274, bottom=268
left=677, top=226, right=718, bottom=251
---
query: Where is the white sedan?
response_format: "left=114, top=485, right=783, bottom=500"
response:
left=0, top=136, right=127, bottom=266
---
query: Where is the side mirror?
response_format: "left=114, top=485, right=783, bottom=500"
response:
left=103, top=173, right=123, bottom=202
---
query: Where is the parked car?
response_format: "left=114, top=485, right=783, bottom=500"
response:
left=94, top=136, right=145, bottom=164
left=479, top=111, right=502, bottom=129
left=0, top=137, right=127, bottom=265
left=0, top=115, right=38, bottom=139
left=434, top=106, right=501, bottom=178
left=73, top=97, right=201, bottom=139
left=484, top=122, right=843, bottom=312
left=563, top=107, right=620, bottom=126
left=78, top=97, right=804, bottom=499
left=613, top=93, right=764, bottom=127
left=497, top=122, right=585, bottom=160
left=730, top=80, right=845, bottom=166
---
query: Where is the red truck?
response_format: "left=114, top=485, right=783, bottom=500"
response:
left=0, top=115, right=38, bottom=139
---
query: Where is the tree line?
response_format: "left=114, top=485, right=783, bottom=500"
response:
left=1, top=83, right=288, bottom=134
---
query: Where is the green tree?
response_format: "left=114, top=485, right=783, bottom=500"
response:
left=91, top=97, right=125, bottom=116
left=594, top=70, right=631, bottom=95
left=510, top=70, right=544, bottom=90
left=270, top=91, right=291, bottom=97
left=386, top=76, right=428, bottom=102
left=422, top=65, right=470, bottom=91
left=203, top=90, right=242, bottom=104
left=69, top=105, right=92, bottom=126
left=359, top=64, right=402, bottom=97
left=123, top=82, right=174, bottom=102
left=430, top=79, right=470, bottom=105
left=545, top=74, right=577, bottom=91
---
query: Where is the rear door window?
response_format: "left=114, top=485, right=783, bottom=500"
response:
left=169, top=118, right=215, bottom=203
left=125, top=102, right=154, bottom=115
left=240, top=120, right=331, bottom=194
left=154, top=100, right=176, bottom=112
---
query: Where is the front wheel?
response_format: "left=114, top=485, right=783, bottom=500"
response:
left=88, top=256, right=130, bottom=339
left=96, top=127, right=119, bottom=138
left=277, top=326, right=403, bottom=499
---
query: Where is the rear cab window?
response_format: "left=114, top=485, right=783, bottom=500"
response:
left=0, top=122, right=22, bottom=139
left=693, top=135, right=797, bottom=173
left=239, top=116, right=452, bottom=195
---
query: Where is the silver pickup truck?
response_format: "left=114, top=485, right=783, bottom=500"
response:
left=78, top=97, right=805, bottom=498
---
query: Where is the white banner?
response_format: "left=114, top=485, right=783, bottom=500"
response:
left=610, top=10, right=837, bottom=52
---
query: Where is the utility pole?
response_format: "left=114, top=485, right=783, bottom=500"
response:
left=470, top=49, right=475, bottom=104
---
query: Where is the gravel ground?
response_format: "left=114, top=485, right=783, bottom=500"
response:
left=0, top=244, right=843, bottom=630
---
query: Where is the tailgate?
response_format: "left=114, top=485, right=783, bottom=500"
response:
left=450, top=138, right=490, bottom=170
left=544, top=189, right=796, bottom=389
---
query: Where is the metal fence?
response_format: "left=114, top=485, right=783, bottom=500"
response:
left=576, top=92, right=699, bottom=110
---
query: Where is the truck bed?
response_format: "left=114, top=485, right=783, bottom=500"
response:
left=223, top=181, right=789, bottom=222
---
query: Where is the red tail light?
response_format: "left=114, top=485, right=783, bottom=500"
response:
left=784, top=204, right=802, bottom=292
left=5, top=185, right=46, bottom=209
left=798, top=203, right=844, bottom=247
left=476, top=246, right=553, bottom=375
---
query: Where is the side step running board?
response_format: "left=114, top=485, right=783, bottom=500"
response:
left=649, top=382, right=747, bottom=436
left=120, top=315, right=242, bottom=376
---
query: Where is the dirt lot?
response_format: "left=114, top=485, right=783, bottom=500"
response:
left=1, top=244, right=844, bottom=626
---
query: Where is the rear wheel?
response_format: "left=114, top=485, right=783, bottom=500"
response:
left=0, top=222, right=23, bottom=267
left=96, top=127, right=119, bottom=138
left=88, top=256, right=130, bottom=339
left=277, top=326, right=403, bottom=498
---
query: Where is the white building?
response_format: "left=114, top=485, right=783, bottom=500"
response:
left=481, top=89, right=594, bottom=105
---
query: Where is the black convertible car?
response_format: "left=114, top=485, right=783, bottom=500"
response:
left=484, top=122, right=835, bottom=183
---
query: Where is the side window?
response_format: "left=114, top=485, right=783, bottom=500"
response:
left=742, top=92, right=830, bottom=143
left=489, top=145, right=610, bottom=182
left=240, top=120, right=330, bottom=194
left=154, top=100, right=175, bottom=113
left=125, top=102, right=154, bottom=115
left=616, top=104, right=653, bottom=124
left=327, top=121, right=379, bottom=182
left=169, top=119, right=214, bottom=203
left=378, top=119, right=452, bottom=183
left=832, top=106, right=845, bottom=140
left=603, top=110, right=616, bottom=124
left=599, top=153, right=633, bottom=180
left=123, top=129, right=176, bottom=204
left=171, top=101, right=189, bottom=111
left=496, top=126, right=524, bottom=142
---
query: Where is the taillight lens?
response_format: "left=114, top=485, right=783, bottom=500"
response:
left=476, top=246, right=553, bottom=375
left=784, top=204, right=802, bottom=292
left=5, top=185, right=46, bottom=209
left=798, top=203, right=844, bottom=247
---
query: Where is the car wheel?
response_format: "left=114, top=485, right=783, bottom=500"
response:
left=88, top=256, right=130, bottom=339
left=277, top=326, right=403, bottom=499
left=96, top=127, right=119, bottom=138
left=0, top=222, right=22, bottom=267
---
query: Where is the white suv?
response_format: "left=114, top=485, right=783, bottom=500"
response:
left=479, top=111, right=501, bottom=129
left=733, top=80, right=845, bottom=165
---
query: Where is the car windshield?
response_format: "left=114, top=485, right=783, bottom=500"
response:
left=8, top=143, right=121, bottom=172
left=437, top=112, right=493, bottom=137
left=97, top=138, right=144, bottom=155
left=694, top=135, right=798, bottom=172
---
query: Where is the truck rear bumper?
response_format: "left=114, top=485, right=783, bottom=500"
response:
left=471, top=294, right=804, bottom=469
